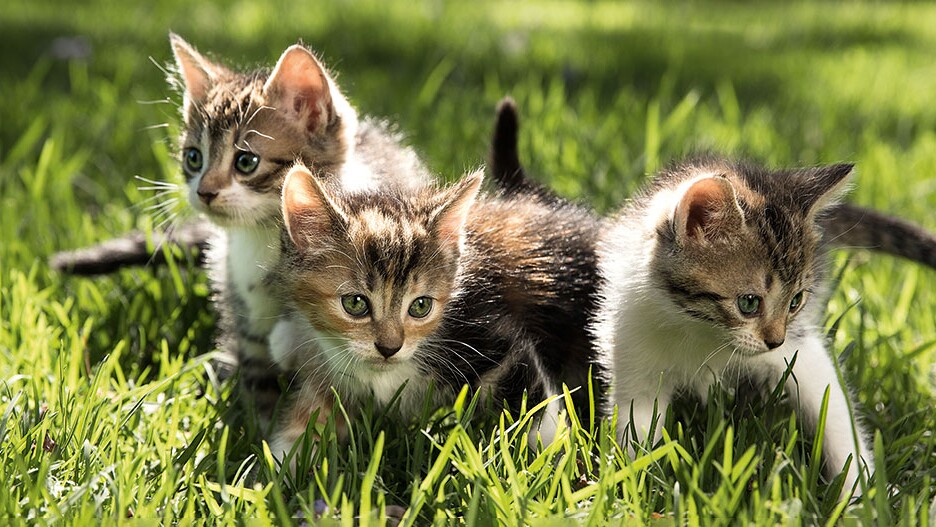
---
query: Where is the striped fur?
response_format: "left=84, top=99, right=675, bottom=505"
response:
left=595, top=158, right=873, bottom=498
left=268, top=165, right=607, bottom=460
left=168, top=35, right=431, bottom=431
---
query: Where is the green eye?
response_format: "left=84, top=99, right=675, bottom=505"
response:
left=234, top=152, right=260, bottom=174
left=408, top=297, right=433, bottom=318
left=737, top=294, right=761, bottom=316
left=184, top=148, right=203, bottom=172
left=790, top=291, right=805, bottom=312
left=340, top=294, right=369, bottom=317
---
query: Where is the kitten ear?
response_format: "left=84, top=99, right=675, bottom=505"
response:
left=797, top=163, right=853, bottom=215
left=675, top=176, right=745, bottom=244
left=432, top=171, right=484, bottom=246
left=169, top=33, right=229, bottom=111
left=282, top=163, right=346, bottom=252
left=263, top=45, right=334, bottom=135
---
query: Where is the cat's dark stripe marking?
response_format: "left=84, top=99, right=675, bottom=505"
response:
left=236, top=327, right=268, bottom=346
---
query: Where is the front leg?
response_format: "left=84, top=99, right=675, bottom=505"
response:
left=270, top=386, right=347, bottom=474
left=755, top=335, right=873, bottom=497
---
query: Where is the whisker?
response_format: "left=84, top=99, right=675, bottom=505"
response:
left=137, top=98, right=172, bottom=106
left=244, top=129, right=275, bottom=141
left=135, top=175, right=181, bottom=187
left=692, top=340, right=734, bottom=379
left=243, top=105, right=275, bottom=131
left=139, top=196, right=180, bottom=210
left=135, top=186, right=181, bottom=195
left=141, top=123, right=171, bottom=131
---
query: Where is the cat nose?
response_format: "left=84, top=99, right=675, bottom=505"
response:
left=375, top=343, right=402, bottom=358
left=765, top=338, right=785, bottom=350
left=197, top=189, right=218, bottom=205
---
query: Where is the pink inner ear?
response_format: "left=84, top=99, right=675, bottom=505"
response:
left=434, top=173, right=483, bottom=245
left=681, top=178, right=732, bottom=239
left=173, top=48, right=213, bottom=105
left=265, top=47, right=332, bottom=134
left=283, top=167, right=327, bottom=251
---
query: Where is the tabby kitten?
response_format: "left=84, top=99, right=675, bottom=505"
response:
left=168, top=34, right=430, bottom=417
left=595, top=159, right=872, bottom=496
left=267, top=164, right=606, bottom=458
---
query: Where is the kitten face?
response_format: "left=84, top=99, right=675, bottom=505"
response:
left=179, top=88, right=291, bottom=226
left=170, top=35, right=353, bottom=227
left=653, top=163, right=852, bottom=356
left=280, top=164, right=482, bottom=378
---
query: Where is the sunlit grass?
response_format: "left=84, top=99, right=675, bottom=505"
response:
left=1, top=0, right=934, bottom=524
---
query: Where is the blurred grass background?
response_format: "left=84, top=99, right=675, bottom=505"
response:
left=1, top=0, right=934, bottom=524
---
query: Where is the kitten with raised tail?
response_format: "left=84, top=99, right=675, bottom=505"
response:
left=489, top=97, right=936, bottom=269
left=595, top=159, right=872, bottom=497
left=151, top=35, right=429, bottom=423
left=267, top=163, right=607, bottom=460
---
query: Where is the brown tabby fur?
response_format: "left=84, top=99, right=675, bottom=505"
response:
left=268, top=164, right=607, bottom=459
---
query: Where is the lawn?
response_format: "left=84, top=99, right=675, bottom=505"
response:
left=1, top=1, right=935, bottom=524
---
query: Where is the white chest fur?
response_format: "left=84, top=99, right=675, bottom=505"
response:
left=227, top=225, right=282, bottom=336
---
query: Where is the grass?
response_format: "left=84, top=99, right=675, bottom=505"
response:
left=1, top=0, right=935, bottom=524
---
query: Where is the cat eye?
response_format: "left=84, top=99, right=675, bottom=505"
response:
left=184, top=148, right=203, bottom=172
left=789, top=291, right=805, bottom=312
left=408, top=297, right=433, bottom=318
left=736, top=294, right=761, bottom=316
left=340, top=294, right=369, bottom=317
left=234, top=152, right=260, bottom=174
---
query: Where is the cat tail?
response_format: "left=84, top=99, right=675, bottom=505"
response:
left=821, top=203, right=936, bottom=269
left=489, top=97, right=556, bottom=201
left=49, top=220, right=213, bottom=275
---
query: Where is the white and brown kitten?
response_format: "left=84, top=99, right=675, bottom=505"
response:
left=167, top=35, right=430, bottom=418
left=267, top=164, right=607, bottom=459
left=595, top=159, right=872, bottom=496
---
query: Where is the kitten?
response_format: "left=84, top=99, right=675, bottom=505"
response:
left=489, top=97, right=936, bottom=269
left=489, top=99, right=935, bottom=496
left=166, top=35, right=430, bottom=419
left=267, top=164, right=607, bottom=459
left=594, top=158, right=872, bottom=496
